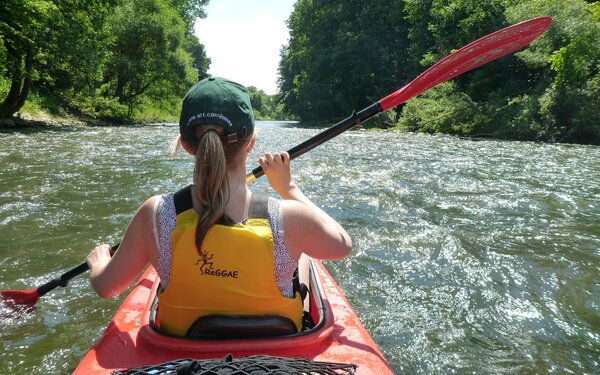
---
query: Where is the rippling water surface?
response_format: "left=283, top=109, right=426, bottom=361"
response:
left=1, top=122, right=599, bottom=374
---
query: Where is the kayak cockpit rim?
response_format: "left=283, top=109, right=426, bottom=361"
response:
left=139, top=259, right=336, bottom=350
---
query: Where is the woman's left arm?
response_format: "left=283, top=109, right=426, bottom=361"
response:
left=86, top=196, right=160, bottom=298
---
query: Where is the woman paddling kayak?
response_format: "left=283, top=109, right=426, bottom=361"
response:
left=85, top=77, right=352, bottom=337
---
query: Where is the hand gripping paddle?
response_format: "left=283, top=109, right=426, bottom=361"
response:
left=0, top=245, right=118, bottom=308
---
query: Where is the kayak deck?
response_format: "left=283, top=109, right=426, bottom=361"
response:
left=74, top=259, right=393, bottom=374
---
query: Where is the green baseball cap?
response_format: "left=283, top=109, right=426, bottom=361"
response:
left=179, top=77, right=255, bottom=143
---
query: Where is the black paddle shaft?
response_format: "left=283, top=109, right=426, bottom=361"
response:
left=247, top=102, right=382, bottom=182
left=37, top=262, right=90, bottom=296
left=37, top=244, right=119, bottom=297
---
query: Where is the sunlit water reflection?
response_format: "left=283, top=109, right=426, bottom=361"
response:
left=1, top=122, right=598, bottom=374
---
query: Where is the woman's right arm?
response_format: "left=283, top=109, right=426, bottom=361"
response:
left=259, top=152, right=352, bottom=260
left=86, top=196, right=159, bottom=298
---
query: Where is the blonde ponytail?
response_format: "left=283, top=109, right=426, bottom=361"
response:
left=192, top=130, right=229, bottom=253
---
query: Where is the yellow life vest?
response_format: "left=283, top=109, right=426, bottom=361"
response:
left=157, top=186, right=303, bottom=336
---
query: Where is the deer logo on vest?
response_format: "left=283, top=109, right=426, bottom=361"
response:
left=194, top=250, right=214, bottom=275
left=194, top=250, right=240, bottom=279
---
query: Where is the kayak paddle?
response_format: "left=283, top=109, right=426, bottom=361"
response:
left=246, top=16, right=552, bottom=184
left=0, top=244, right=119, bottom=308
left=0, top=17, right=552, bottom=309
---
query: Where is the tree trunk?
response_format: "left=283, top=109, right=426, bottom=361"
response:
left=0, top=44, right=34, bottom=120
left=0, top=58, right=24, bottom=119
left=14, top=44, right=34, bottom=111
left=114, top=75, right=126, bottom=103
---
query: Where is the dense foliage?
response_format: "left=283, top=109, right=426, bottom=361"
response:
left=279, top=0, right=600, bottom=144
left=247, top=86, right=290, bottom=121
left=2, top=0, right=598, bottom=143
left=0, top=0, right=210, bottom=122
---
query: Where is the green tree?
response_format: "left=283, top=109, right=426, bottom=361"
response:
left=104, top=0, right=197, bottom=112
left=403, top=0, right=436, bottom=78
left=398, top=0, right=600, bottom=144
left=171, top=0, right=209, bottom=31
left=171, top=0, right=211, bottom=81
left=1, top=0, right=210, bottom=123
left=185, top=35, right=211, bottom=81
left=279, top=0, right=410, bottom=123
left=248, top=86, right=290, bottom=120
left=0, top=0, right=114, bottom=119
left=39, top=1, right=116, bottom=113
left=399, top=81, right=482, bottom=135
left=278, top=0, right=335, bottom=121
left=507, top=0, right=600, bottom=143
left=0, top=0, right=47, bottom=118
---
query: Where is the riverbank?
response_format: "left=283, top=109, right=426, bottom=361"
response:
left=0, top=110, right=103, bottom=130
left=0, top=108, right=288, bottom=130
left=0, top=109, right=174, bottom=131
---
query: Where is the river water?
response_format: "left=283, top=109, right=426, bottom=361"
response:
left=0, top=121, right=598, bottom=374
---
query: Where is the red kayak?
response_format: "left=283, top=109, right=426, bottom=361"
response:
left=74, top=259, right=394, bottom=374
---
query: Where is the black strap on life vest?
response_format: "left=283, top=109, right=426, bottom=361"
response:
left=292, top=269, right=309, bottom=305
left=173, top=185, right=269, bottom=222
left=247, top=192, right=269, bottom=219
left=173, top=185, right=194, bottom=215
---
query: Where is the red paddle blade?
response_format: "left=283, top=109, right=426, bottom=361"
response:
left=0, top=289, right=40, bottom=307
left=379, top=16, right=553, bottom=111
